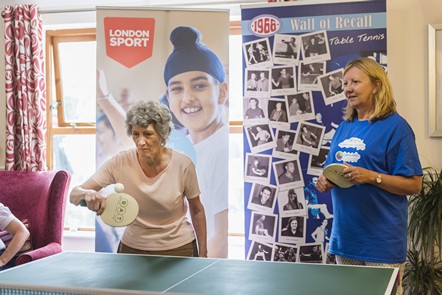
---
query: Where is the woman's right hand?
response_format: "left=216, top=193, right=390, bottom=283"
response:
left=83, top=190, right=107, bottom=216
left=315, top=174, right=334, bottom=192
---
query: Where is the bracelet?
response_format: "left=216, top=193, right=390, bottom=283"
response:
left=97, top=93, right=110, bottom=100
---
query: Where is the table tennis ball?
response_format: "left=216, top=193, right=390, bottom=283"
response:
left=114, top=183, right=125, bottom=193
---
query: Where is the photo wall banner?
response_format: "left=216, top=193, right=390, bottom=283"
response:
left=241, top=0, right=386, bottom=263
left=96, top=7, right=230, bottom=258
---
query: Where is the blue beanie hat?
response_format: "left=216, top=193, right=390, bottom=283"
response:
left=164, top=26, right=226, bottom=85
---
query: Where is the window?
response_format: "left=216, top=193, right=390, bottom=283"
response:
left=46, top=29, right=97, bottom=230
left=46, top=24, right=244, bottom=235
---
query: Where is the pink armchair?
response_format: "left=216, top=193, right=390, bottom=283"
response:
left=0, top=170, right=71, bottom=265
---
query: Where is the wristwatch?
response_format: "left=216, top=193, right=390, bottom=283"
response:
left=376, top=173, right=382, bottom=184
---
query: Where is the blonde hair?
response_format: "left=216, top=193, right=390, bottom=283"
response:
left=342, top=57, right=396, bottom=122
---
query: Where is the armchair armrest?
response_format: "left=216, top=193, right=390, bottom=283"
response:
left=15, top=242, right=63, bottom=265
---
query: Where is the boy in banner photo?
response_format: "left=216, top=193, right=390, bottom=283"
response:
left=95, top=26, right=229, bottom=258
left=164, top=26, right=229, bottom=258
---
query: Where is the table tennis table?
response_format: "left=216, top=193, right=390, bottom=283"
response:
left=0, top=251, right=398, bottom=295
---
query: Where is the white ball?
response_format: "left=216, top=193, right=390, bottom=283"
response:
left=114, top=183, right=125, bottom=193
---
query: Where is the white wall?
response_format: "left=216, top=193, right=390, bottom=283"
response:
left=63, top=231, right=95, bottom=252
left=386, top=0, right=442, bottom=169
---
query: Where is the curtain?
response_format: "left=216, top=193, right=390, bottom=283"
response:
left=3, top=4, right=46, bottom=171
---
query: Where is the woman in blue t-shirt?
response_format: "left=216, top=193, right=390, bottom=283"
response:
left=315, top=57, right=423, bottom=294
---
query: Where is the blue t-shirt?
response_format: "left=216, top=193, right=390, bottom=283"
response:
left=325, top=113, right=422, bottom=263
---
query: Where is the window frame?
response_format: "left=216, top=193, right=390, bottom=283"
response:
left=45, top=28, right=97, bottom=170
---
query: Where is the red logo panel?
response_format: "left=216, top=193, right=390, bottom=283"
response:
left=249, top=15, right=282, bottom=37
left=104, top=17, right=155, bottom=68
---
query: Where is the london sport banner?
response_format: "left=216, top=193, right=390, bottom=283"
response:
left=96, top=7, right=230, bottom=258
left=241, top=0, right=386, bottom=262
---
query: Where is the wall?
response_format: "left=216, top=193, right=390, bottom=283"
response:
left=62, top=231, right=95, bottom=252
left=386, top=0, right=442, bottom=169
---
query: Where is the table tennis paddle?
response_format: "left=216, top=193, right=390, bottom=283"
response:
left=100, top=183, right=139, bottom=227
left=323, top=163, right=354, bottom=188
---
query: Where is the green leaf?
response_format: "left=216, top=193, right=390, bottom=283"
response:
left=405, top=167, right=442, bottom=294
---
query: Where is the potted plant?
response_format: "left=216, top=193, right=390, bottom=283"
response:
left=403, top=167, right=442, bottom=294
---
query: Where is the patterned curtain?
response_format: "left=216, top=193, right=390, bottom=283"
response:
left=3, top=4, right=46, bottom=171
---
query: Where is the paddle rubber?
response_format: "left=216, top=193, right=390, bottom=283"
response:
left=100, top=183, right=139, bottom=227
left=323, top=163, right=354, bottom=188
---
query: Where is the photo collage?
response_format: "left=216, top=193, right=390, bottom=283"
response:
left=243, top=30, right=345, bottom=264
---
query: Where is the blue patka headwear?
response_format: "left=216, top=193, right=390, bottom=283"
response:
left=164, top=26, right=226, bottom=85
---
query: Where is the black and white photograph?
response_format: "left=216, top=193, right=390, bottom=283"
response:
left=286, top=91, right=315, bottom=122
left=243, top=97, right=268, bottom=125
left=247, top=241, right=274, bottom=261
left=244, top=153, right=272, bottom=184
left=244, top=69, right=272, bottom=98
left=277, top=187, right=307, bottom=217
left=270, top=65, right=296, bottom=96
left=272, top=34, right=301, bottom=65
left=249, top=211, right=278, bottom=244
left=293, top=121, right=325, bottom=156
left=279, top=215, right=306, bottom=244
left=273, top=128, right=298, bottom=159
left=300, top=30, right=330, bottom=64
left=273, top=243, right=298, bottom=263
left=267, top=98, right=290, bottom=129
left=298, top=243, right=324, bottom=264
left=248, top=182, right=278, bottom=213
left=307, top=146, right=329, bottom=176
left=319, top=68, right=346, bottom=105
left=273, top=158, right=304, bottom=190
left=298, top=61, right=325, bottom=91
left=244, top=123, right=275, bottom=154
left=243, top=38, right=273, bottom=68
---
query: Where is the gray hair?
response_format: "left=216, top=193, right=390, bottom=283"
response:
left=125, top=100, right=174, bottom=144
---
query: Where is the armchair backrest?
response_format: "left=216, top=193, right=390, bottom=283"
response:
left=0, top=170, right=71, bottom=249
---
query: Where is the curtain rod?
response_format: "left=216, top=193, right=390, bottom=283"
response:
left=1, top=7, right=94, bottom=18
left=2, top=6, right=217, bottom=17
left=2, top=1, right=265, bottom=17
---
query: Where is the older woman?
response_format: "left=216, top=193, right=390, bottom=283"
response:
left=315, top=57, right=422, bottom=294
left=70, top=100, right=207, bottom=257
